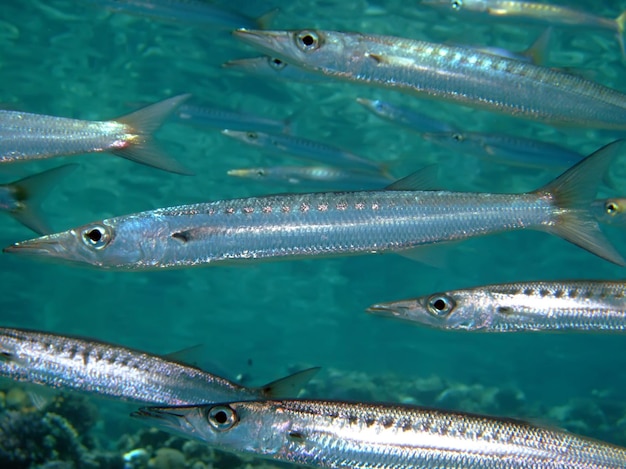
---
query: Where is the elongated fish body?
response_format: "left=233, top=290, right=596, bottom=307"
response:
left=0, top=327, right=317, bottom=405
left=176, top=104, right=289, bottom=134
left=368, top=281, right=626, bottom=332
left=87, top=0, right=271, bottom=29
left=4, top=141, right=625, bottom=269
left=356, top=98, right=457, bottom=133
left=0, top=95, right=191, bottom=174
left=222, top=130, right=387, bottom=175
left=228, top=165, right=393, bottom=189
left=592, top=198, right=626, bottom=226
left=235, top=29, right=626, bottom=129
left=134, top=399, right=626, bottom=469
left=422, top=131, right=584, bottom=168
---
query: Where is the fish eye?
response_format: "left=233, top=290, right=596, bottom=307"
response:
left=246, top=132, right=258, bottom=140
left=268, top=57, right=286, bottom=70
left=81, top=225, right=111, bottom=250
left=452, top=133, right=464, bottom=142
left=451, top=0, right=463, bottom=9
left=256, top=169, right=266, bottom=177
left=207, top=405, right=238, bottom=431
left=295, top=30, right=320, bottom=52
left=605, top=200, right=621, bottom=216
left=426, top=293, right=455, bottom=316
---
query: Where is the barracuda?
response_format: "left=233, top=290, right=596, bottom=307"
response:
left=368, top=280, right=626, bottom=332
left=0, top=327, right=318, bottom=405
left=133, top=399, right=626, bottom=469
left=3, top=141, right=624, bottom=269
left=234, top=29, right=626, bottom=129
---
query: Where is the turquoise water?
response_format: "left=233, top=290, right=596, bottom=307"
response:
left=3, top=0, right=626, bottom=464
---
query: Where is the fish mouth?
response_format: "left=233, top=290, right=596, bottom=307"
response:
left=3, top=237, right=68, bottom=258
left=366, top=303, right=402, bottom=318
left=233, top=29, right=289, bottom=58
left=132, top=406, right=186, bottom=424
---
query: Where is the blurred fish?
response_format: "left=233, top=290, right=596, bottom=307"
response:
left=368, top=280, right=626, bottom=333
left=0, top=164, right=77, bottom=234
left=4, top=140, right=624, bottom=269
left=235, top=29, right=626, bottom=129
left=592, top=197, right=626, bottom=226
left=176, top=103, right=289, bottom=134
left=356, top=98, right=457, bottom=133
left=422, top=130, right=584, bottom=168
left=133, top=399, right=626, bottom=469
left=221, top=130, right=388, bottom=175
left=223, top=56, right=322, bottom=82
left=422, top=0, right=626, bottom=58
left=0, top=327, right=318, bottom=405
left=228, top=165, right=394, bottom=189
left=87, top=0, right=276, bottom=29
left=0, top=94, right=191, bottom=174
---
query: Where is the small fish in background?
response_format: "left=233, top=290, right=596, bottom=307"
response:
left=422, top=0, right=626, bottom=59
left=0, top=94, right=192, bottom=174
left=223, top=56, right=323, bottom=82
left=356, top=98, right=458, bottom=133
left=0, top=327, right=319, bottom=405
left=422, top=130, right=584, bottom=169
left=175, top=103, right=291, bottom=134
left=221, top=130, right=389, bottom=176
left=592, top=198, right=626, bottom=226
left=234, top=29, right=626, bottom=129
left=0, top=164, right=77, bottom=234
left=86, top=0, right=277, bottom=30
left=3, top=141, right=624, bottom=270
left=133, top=399, right=626, bottom=468
left=368, top=280, right=626, bottom=333
left=228, top=165, right=394, bottom=190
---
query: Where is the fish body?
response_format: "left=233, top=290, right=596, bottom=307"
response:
left=4, top=141, right=624, bottom=269
left=176, top=104, right=289, bottom=134
left=0, top=327, right=317, bottom=405
left=0, top=164, right=77, bottom=234
left=356, top=98, right=457, bottom=133
left=235, top=29, right=626, bottom=129
left=422, top=131, right=584, bottom=168
left=0, top=95, right=191, bottom=174
left=227, top=165, right=393, bottom=189
left=134, top=399, right=626, bottom=469
left=221, top=130, right=387, bottom=175
left=368, top=280, right=626, bottom=333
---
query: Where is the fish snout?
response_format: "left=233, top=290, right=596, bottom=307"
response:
left=3, top=237, right=68, bottom=258
left=366, top=303, right=407, bottom=318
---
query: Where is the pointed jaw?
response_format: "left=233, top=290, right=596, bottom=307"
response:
left=3, top=234, right=71, bottom=261
left=132, top=405, right=203, bottom=436
left=366, top=303, right=405, bottom=318
left=233, top=29, right=295, bottom=61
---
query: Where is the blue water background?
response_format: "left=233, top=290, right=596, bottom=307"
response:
left=2, top=0, right=626, bottom=447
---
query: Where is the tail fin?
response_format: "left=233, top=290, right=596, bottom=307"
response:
left=534, top=140, right=625, bottom=266
left=615, top=12, right=626, bottom=61
left=256, top=367, right=320, bottom=398
left=115, top=94, right=193, bottom=175
left=8, top=164, right=78, bottom=235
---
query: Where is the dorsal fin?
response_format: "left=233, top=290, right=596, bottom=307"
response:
left=257, top=367, right=320, bottom=398
left=385, top=165, right=439, bottom=191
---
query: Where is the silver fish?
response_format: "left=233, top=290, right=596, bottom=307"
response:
left=0, top=164, right=77, bottom=234
left=3, top=140, right=624, bottom=269
left=422, top=0, right=626, bottom=58
left=422, top=131, right=584, bottom=169
left=368, top=280, right=626, bottom=332
left=234, top=29, right=626, bottom=129
left=0, top=327, right=318, bottom=405
left=592, top=198, right=626, bottom=226
left=133, top=399, right=626, bottom=469
left=228, top=165, right=393, bottom=189
left=0, top=94, right=191, bottom=174
left=176, top=103, right=289, bottom=134
left=356, top=98, right=457, bottom=133
left=223, top=56, right=322, bottom=82
left=221, top=130, right=388, bottom=175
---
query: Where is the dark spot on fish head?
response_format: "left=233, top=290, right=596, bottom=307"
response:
left=172, top=232, right=189, bottom=243
left=451, top=133, right=465, bottom=142
left=207, top=405, right=238, bottom=431
left=605, top=200, right=622, bottom=216
left=256, top=169, right=266, bottom=178
left=426, top=293, right=456, bottom=317
left=246, top=132, right=258, bottom=141
left=295, top=30, right=321, bottom=52
left=451, top=0, right=463, bottom=10
left=81, top=225, right=111, bottom=250
left=288, top=430, right=305, bottom=442
left=268, top=57, right=286, bottom=70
